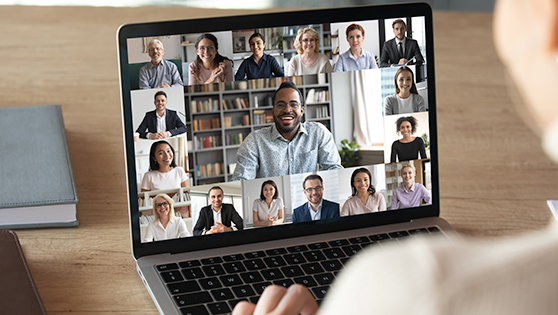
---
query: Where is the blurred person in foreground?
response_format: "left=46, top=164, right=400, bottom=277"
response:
left=232, top=0, right=558, bottom=313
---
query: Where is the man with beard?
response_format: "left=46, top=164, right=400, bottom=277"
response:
left=139, top=39, right=183, bottom=89
left=231, top=82, right=342, bottom=181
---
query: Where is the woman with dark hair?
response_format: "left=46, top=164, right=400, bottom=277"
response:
left=334, top=23, right=378, bottom=72
left=235, top=33, right=284, bottom=81
left=252, top=180, right=284, bottom=227
left=390, top=116, right=427, bottom=163
left=384, top=66, right=426, bottom=115
left=188, top=33, right=233, bottom=85
left=285, top=27, right=333, bottom=76
left=143, top=193, right=190, bottom=242
left=341, top=168, right=386, bottom=216
left=141, top=140, right=189, bottom=191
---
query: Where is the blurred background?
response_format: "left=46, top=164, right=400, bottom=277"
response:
left=0, top=0, right=494, bottom=11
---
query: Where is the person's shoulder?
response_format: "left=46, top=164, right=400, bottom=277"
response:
left=305, top=121, right=328, bottom=132
left=385, top=38, right=396, bottom=45
left=385, top=93, right=398, bottom=101
left=293, top=202, right=307, bottom=212
left=140, top=62, right=152, bottom=71
left=161, top=58, right=177, bottom=67
left=414, top=136, right=424, bottom=144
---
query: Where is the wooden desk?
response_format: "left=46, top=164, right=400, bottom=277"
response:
left=1, top=6, right=556, bottom=314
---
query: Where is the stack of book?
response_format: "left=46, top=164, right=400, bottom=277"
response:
left=193, top=117, right=221, bottom=131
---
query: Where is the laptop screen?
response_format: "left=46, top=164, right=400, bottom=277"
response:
left=118, top=3, right=439, bottom=258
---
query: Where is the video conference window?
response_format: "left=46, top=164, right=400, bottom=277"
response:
left=126, top=16, right=432, bottom=243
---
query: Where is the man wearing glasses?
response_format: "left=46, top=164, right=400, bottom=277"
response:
left=292, top=174, right=340, bottom=223
left=231, top=82, right=342, bottom=181
left=139, top=39, right=183, bottom=89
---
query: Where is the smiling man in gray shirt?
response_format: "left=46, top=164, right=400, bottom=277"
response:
left=232, top=82, right=342, bottom=181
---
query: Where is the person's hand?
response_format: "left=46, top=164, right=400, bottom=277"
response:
left=205, top=62, right=225, bottom=83
left=148, top=132, right=167, bottom=139
left=155, top=83, right=170, bottom=88
left=398, top=58, right=408, bottom=64
left=207, top=222, right=231, bottom=234
left=232, top=284, right=318, bottom=315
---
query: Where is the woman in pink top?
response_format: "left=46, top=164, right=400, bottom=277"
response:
left=341, top=168, right=386, bottom=216
left=188, top=33, right=234, bottom=85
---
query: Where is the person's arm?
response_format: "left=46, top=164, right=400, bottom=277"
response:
left=321, top=55, right=333, bottom=73
left=284, top=57, right=295, bottom=76
left=231, top=134, right=259, bottom=181
left=177, top=219, right=191, bottom=237
left=384, top=95, right=395, bottom=115
left=252, top=200, right=267, bottom=227
left=170, top=62, right=184, bottom=87
left=340, top=200, right=350, bottom=217
left=136, top=114, right=150, bottom=139
left=316, top=124, right=343, bottom=170
left=391, top=188, right=400, bottom=210
left=167, top=111, right=187, bottom=137
left=143, top=221, right=155, bottom=242
left=223, top=59, right=234, bottom=83
left=232, top=284, right=318, bottom=315
left=235, top=58, right=247, bottom=81
left=188, top=62, right=197, bottom=86
left=418, top=137, right=427, bottom=159
left=377, top=193, right=387, bottom=211
left=415, top=94, right=426, bottom=112
left=391, top=141, right=398, bottom=163
left=192, top=210, right=206, bottom=236
left=411, top=40, right=424, bottom=65
left=420, top=184, right=432, bottom=205
left=380, top=43, right=391, bottom=67
left=231, top=206, right=244, bottom=231
left=273, top=208, right=284, bottom=225
left=139, top=66, right=151, bottom=89
left=370, top=51, right=379, bottom=69
left=334, top=53, right=344, bottom=72
left=269, top=55, right=285, bottom=77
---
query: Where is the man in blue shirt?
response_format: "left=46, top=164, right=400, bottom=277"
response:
left=292, top=174, right=340, bottom=223
left=231, top=82, right=342, bottom=181
left=139, top=39, right=183, bottom=89
left=234, top=33, right=284, bottom=81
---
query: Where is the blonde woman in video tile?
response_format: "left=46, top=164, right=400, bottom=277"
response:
left=285, top=27, right=333, bottom=76
left=391, top=163, right=431, bottom=210
left=143, top=193, right=190, bottom=242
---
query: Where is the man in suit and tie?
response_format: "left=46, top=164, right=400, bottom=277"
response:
left=292, top=174, right=340, bottom=223
left=380, top=19, right=424, bottom=67
left=193, top=186, right=244, bottom=236
left=136, top=90, right=187, bottom=139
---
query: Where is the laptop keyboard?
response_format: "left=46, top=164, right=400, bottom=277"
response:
left=157, top=227, right=442, bottom=315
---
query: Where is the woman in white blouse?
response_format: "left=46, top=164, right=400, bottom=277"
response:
left=143, top=193, right=190, bottom=242
left=252, top=180, right=284, bottom=227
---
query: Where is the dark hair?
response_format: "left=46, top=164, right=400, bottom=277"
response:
left=249, top=32, right=265, bottom=44
left=302, top=174, right=323, bottom=190
left=345, top=23, right=365, bottom=37
left=350, top=168, right=376, bottom=196
left=191, top=33, right=233, bottom=82
left=396, top=116, right=418, bottom=134
left=208, top=186, right=223, bottom=196
left=394, top=66, right=418, bottom=94
left=149, top=140, right=176, bottom=171
left=272, top=82, right=304, bottom=107
left=259, top=180, right=278, bottom=200
left=392, top=19, right=407, bottom=29
left=154, top=90, right=167, bottom=100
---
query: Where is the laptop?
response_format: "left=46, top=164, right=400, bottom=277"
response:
left=117, top=3, right=456, bottom=314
